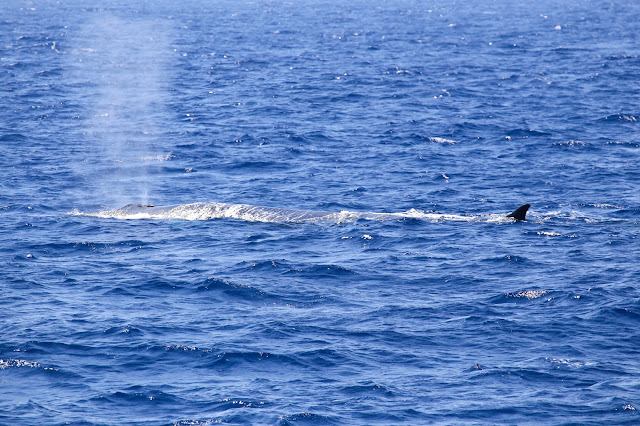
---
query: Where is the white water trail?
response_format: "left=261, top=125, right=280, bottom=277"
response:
left=70, top=202, right=517, bottom=224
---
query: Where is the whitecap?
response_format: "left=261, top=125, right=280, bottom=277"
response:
left=428, top=137, right=458, bottom=144
left=589, top=203, right=624, bottom=209
left=537, top=231, right=561, bottom=236
left=138, top=153, right=175, bottom=161
left=507, top=290, right=549, bottom=299
left=0, top=359, right=40, bottom=369
left=546, top=357, right=594, bottom=368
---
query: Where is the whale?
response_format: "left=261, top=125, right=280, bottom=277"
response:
left=81, top=202, right=532, bottom=223
left=506, top=204, right=530, bottom=221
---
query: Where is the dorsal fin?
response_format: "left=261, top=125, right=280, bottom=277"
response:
left=506, top=204, right=530, bottom=221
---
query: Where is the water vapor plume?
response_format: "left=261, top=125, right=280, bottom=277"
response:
left=71, top=12, right=173, bottom=208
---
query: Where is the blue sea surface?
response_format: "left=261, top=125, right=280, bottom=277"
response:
left=1, top=0, right=640, bottom=424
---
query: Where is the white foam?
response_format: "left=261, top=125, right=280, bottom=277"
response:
left=428, top=137, right=458, bottom=144
left=70, top=201, right=541, bottom=225
left=71, top=202, right=498, bottom=224
left=508, top=290, right=549, bottom=299
left=546, top=357, right=594, bottom=368
left=589, top=203, right=624, bottom=209
left=0, top=359, right=40, bottom=369
left=139, top=153, right=175, bottom=162
left=537, top=231, right=562, bottom=236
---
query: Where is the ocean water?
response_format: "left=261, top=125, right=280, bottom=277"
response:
left=1, top=0, right=640, bottom=424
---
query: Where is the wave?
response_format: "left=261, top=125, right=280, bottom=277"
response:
left=69, top=202, right=516, bottom=224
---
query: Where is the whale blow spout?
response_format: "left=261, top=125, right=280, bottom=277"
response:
left=506, top=204, right=530, bottom=221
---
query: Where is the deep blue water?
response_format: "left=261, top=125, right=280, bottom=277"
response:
left=2, top=0, right=640, bottom=424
